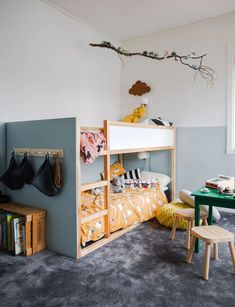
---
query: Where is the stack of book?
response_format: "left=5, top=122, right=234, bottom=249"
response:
left=205, top=175, right=234, bottom=190
left=0, top=211, right=26, bottom=255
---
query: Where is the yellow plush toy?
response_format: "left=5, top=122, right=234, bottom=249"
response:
left=121, top=104, right=146, bottom=123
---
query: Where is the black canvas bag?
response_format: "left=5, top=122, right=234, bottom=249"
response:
left=31, top=155, right=59, bottom=197
left=13, top=153, right=35, bottom=184
left=0, top=155, right=24, bottom=190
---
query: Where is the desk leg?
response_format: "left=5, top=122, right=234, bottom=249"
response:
left=195, top=199, right=200, bottom=253
left=208, top=205, right=213, bottom=225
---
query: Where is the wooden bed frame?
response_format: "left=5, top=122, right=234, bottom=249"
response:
left=76, top=120, right=176, bottom=258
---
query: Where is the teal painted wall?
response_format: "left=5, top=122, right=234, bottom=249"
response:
left=80, top=155, right=117, bottom=184
left=123, top=151, right=171, bottom=177
left=176, top=127, right=235, bottom=194
left=0, top=123, right=6, bottom=193
left=5, top=118, right=77, bottom=258
left=122, top=127, right=235, bottom=198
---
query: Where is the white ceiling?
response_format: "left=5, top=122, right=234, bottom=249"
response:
left=46, top=0, right=235, bottom=41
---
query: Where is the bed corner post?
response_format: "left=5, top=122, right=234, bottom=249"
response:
left=76, top=117, right=82, bottom=259
left=171, top=127, right=176, bottom=202
left=118, top=154, right=123, bottom=166
left=103, top=120, right=111, bottom=238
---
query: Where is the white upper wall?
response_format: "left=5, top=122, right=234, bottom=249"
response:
left=121, top=14, right=235, bottom=127
left=0, top=0, right=121, bottom=126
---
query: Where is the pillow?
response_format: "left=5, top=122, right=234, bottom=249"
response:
left=178, top=190, right=221, bottom=221
left=140, top=118, right=174, bottom=127
left=141, top=171, right=171, bottom=187
left=122, top=168, right=141, bottom=180
left=110, top=161, right=126, bottom=179
left=101, top=161, right=126, bottom=180
left=151, top=118, right=173, bottom=127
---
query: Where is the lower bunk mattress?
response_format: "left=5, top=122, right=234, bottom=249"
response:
left=81, top=187, right=168, bottom=246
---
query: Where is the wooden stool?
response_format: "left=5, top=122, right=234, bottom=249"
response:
left=170, top=208, right=208, bottom=249
left=186, top=225, right=235, bottom=280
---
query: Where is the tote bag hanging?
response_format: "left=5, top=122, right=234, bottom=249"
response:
left=0, top=154, right=24, bottom=190
left=31, top=154, right=59, bottom=197
left=13, top=153, right=35, bottom=184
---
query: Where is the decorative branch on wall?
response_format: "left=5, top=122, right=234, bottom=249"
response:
left=89, top=41, right=216, bottom=85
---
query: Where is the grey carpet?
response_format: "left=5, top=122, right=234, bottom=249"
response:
left=0, top=212, right=235, bottom=307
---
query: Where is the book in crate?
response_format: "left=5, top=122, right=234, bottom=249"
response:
left=0, top=202, right=46, bottom=256
left=0, top=212, right=25, bottom=255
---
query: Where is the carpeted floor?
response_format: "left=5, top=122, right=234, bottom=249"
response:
left=0, top=212, right=235, bottom=307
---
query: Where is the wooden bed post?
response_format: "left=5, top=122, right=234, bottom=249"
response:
left=171, top=127, right=176, bottom=202
left=118, top=154, right=123, bottom=166
left=76, top=118, right=82, bottom=258
left=103, top=120, right=111, bottom=238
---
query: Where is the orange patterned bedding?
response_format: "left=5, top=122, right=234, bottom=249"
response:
left=81, top=187, right=168, bottom=246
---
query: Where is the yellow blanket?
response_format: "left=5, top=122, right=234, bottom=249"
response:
left=81, top=187, right=168, bottom=246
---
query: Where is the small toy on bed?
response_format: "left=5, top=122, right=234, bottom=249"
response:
left=111, top=175, right=125, bottom=193
left=92, top=187, right=103, bottom=195
left=91, top=180, right=104, bottom=195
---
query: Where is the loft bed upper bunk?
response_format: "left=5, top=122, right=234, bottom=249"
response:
left=77, top=120, right=176, bottom=258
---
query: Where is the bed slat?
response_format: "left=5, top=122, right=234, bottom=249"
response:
left=81, top=209, right=108, bottom=224
left=80, top=223, right=140, bottom=257
left=81, top=180, right=108, bottom=192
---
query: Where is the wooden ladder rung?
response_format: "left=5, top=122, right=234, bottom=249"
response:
left=81, top=209, right=108, bottom=224
left=81, top=180, right=108, bottom=192
left=99, top=149, right=107, bottom=156
left=80, top=223, right=140, bottom=257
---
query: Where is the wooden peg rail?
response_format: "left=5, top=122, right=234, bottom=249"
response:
left=13, top=148, right=64, bottom=158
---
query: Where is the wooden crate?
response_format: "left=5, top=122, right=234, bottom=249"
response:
left=0, top=202, right=46, bottom=256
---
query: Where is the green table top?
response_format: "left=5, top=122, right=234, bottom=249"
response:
left=192, top=187, right=235, bottom=202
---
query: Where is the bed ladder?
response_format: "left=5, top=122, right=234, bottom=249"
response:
left=78, top=120, right=110, bottom=257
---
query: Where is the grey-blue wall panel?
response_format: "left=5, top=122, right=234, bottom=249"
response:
left=5, top=118, right=77, bottom=258
left=123, top=151, right=171, bottom=176
left=176, top=126, right=235, bottom=195
left=80, top=155, right=117, bottom=184
left=0, top=122, right=6, bottom=192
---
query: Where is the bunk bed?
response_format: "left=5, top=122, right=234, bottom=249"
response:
left=77, top=120, right=176, bottom=257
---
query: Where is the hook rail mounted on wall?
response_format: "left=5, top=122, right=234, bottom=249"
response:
left=13, top=148, right=64, bottom=158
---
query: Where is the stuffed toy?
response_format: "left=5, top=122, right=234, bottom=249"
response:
left=121, top=105, right=146, bottom=123
left=92, top=187, right=103, bottom=195
left=111, top=175, right=125, bottom=193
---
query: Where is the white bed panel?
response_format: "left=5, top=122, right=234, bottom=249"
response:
left=109, top=126, right=174, bottom=150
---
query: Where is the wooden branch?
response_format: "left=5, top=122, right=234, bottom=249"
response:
left=89, top=41, right=216, bottom=85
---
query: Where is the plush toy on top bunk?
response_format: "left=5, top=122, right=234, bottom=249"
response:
left=121, top=104, right=147, bottom=123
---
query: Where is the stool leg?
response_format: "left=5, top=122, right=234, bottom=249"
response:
left=186, top=236, right=196, bottom=263
left=228, top=241, right=235, bottom=272
left=203, top=218, right=208, bottom=226
left=170, top=216, right=178, bottom=240
left=185, top=221, right=191, bottom=249
left=203, top=243, right=211, bottom=280
left=213, top=243, right=219, bottom=260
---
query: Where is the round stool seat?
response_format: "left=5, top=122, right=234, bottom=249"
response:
left=175, top=208, right=207, bottom=221
left=170, top=207, right=208, bottom=250
left=191, top=225, right=234, bottom=243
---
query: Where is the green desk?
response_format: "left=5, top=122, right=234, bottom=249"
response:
left=192, top=188, right=235, bottom=253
